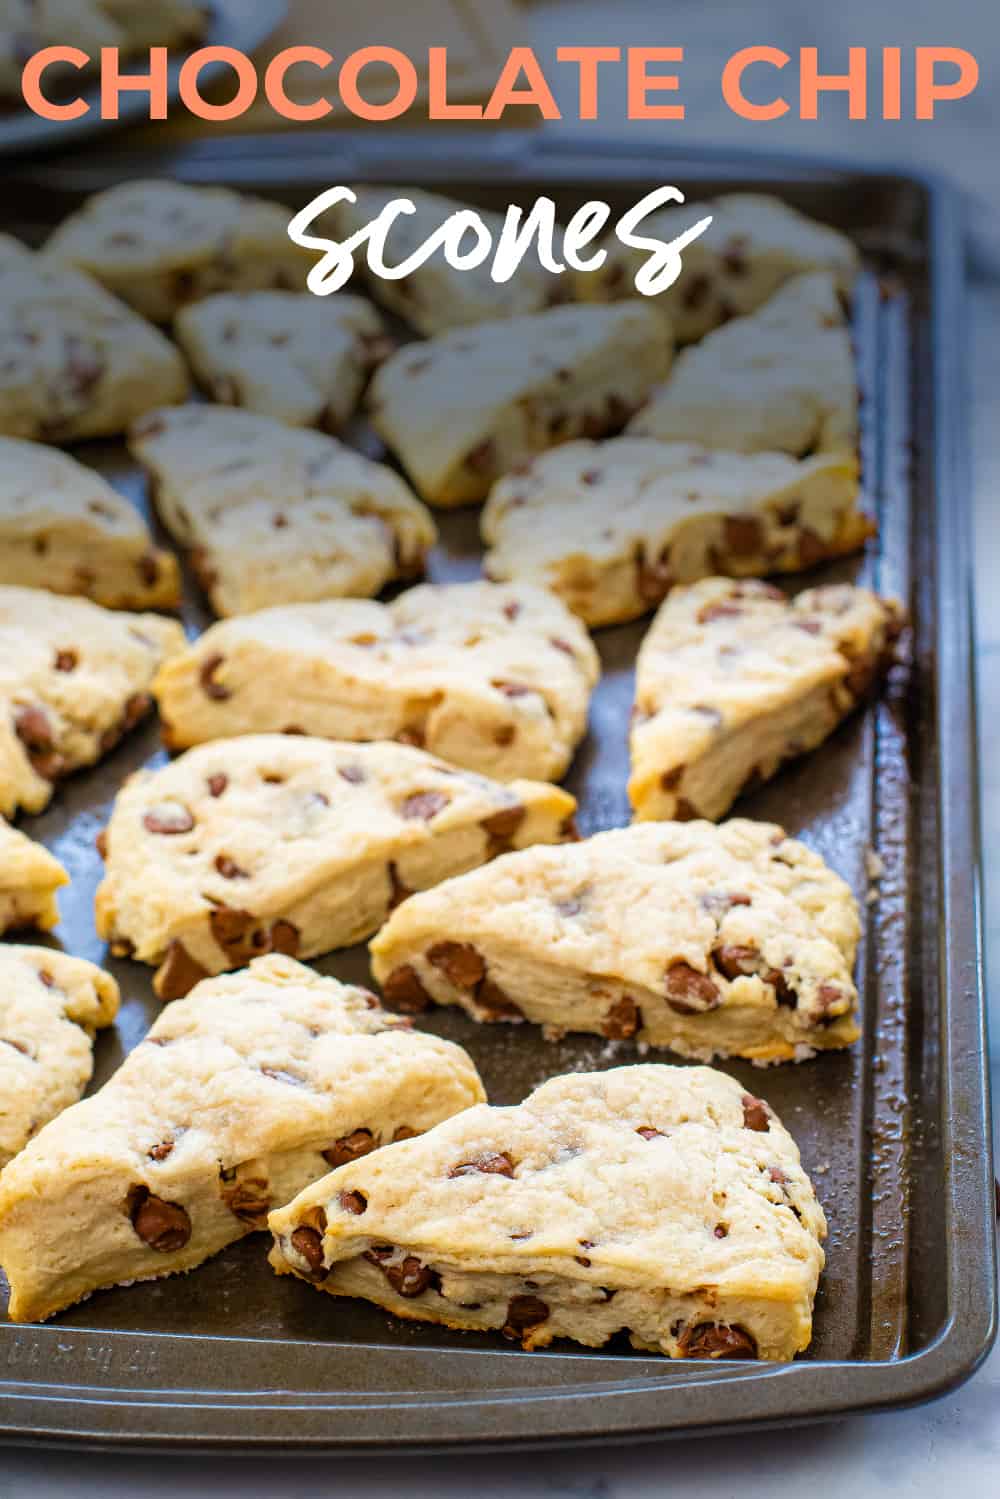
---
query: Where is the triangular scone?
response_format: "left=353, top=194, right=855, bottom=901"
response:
left=337, top=186, right=561, bottom=336
left=483, top=439, right=871, bottom=626
left=369, top=302, right=673, bottom=506
left=174, top=290, right=391, bottom=431
left=95, top=736, right=577, bottom=1001
left=0, top=244, right=188, bottom=443
left=269, top=1063, right=826, bottom=1361
left=370, top=819, right=861, bottom=1065
left=129, top=405, right=436, bottom=616
left=628, top=273, right=857, bottom=457
left=0, top=588, right=185, bottom=818
left=629, top=579, right=905, bottom=823
left=152, top=581, right=599, bottom=782
left=45, top=180, right=312, bottom=324
left=578, top=192, right=858, bottom=343
left=0, top=954, right=484, bottom=1322
left=0, top=945, right=119, bottom=1172
left=0, top=822, right=68, bottom=934
left=0, top=438, right=180, bottom=610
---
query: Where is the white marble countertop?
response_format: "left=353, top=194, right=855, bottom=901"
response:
left=4, top=3, right=998, bottom=1492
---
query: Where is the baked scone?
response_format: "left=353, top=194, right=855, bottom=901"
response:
left=483, top=439, right=871, bottom=626
left=45, top=181, right=312, bottom=324
left=336, top=186, right=561, bottom=336
left=269, top=1063, right=826, bottom=1361
left=628, top=273, right=857, bottom=457
left=629, top=579, right=905, bottom=823
left=129, top=405, right=436, bottom=616
left=0, top=437, right=180, bottom=610
left=95, top=736, right=578, bottom=1001
left=174, top=290, right=391, bottom=430
left=0, top=945, right=119, bottom=1172
left=370, top=819, right=861, bottom=1064
left=0, top=1, right=207, bottom=99
left=579, top=193, right=858, bottom=343
left=369, top=302, right=673, bottom=506
left=0, top=245, right=187, bottom=443
left=0, top=588, right=185, bottom=818
left=152, top=582, right=598, bottom=782
left=0, top=954, right=484, bottom=1322
left=0, top=821, right=68, bottom=934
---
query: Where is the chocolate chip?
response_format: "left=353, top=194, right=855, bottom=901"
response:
left=697, top=600, right=742, bottom=624
left=427, top=942, right=485, bottom=991
left=207, top=774, right=228, bottom=798
left=714, top=1224, right=729, bottom=1239
left=713, top=943, right=760, bottom=981
left=199, top=653, right=231, bottom=700
left=323, top=1129, right=377, bottom=1169
left=14, top=704, right=54, bottom=754
left=768, top=1166, right=789, bottom=1185
left=465, top=439, right=495, bottom=475
left=664, top=963, right=720, bottom=1014
left=674, top=798, right=700, bottom=821
left=502, top=1295, right=550, bottom=1339
left=636, top=547, right=673, bottom=605
left=270, top=920, right=300, bottom=957
left=682, top=271, right=712, bottom=309
left=386, top=863, right=410, bottom=912
left=214, top=854, right=248, bottom=880
left=143, top=803, right=194, bottom=836
left=53, top=649, right=78, bottom=672
left=148, top=1140, right=174, bottom=1161
left=449, top=1153, right=515, bottom=1179
left=793, top=618, right=823, bottom=636
left=797, top=527, right=827, bottom=568
left=128, top=1187, right=191, bottom=1252
left=386, top=1256, right=439, bottom=1297
left=475, top=979, right=524, bottom=1022
left=221, top=1176, right=271, bottom=1226
left=502, top=600, right=522, bottom=621
left=138, top=554, right=160, bottom=587
left=723, top=515, right=763, bottom=555
left=680, top=1323, right=757, bottom=1358
left=602, top=995, right=642, bottom=1040
left=481, top=803, right=526, bottom=845
left=721, top=237, right=749, bottom=276
left=95, top=829, right=108, bottom=860
left=393, top=1126, right=418, bottom=1142
left=338, top=1190, right=368, bottom=1215
left=290, top=1226, right=326, bottom=1277
left=399, top=791, right=449, bottom=821
left=156, top=940, right=209, bottom=1001
left=742, top=1094, right=772, bottom=1132
left=660, top=765, right=684, bottom=792
left=2, top=1038, right=31, bottom=1057
left=383, top=965, right=432, bottom=1014
left=636, top=1126, right=664, bottom=1141
left=338, top=764, right=366, bottom=785
left=209, top=905, right=259, bottom=961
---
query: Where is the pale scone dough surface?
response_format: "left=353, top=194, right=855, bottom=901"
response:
left=0, top=821, right=69, bottom=934
left=174, top=290, right=390, bottom=430
left=0, top=587, right=185, bottom=818
left=483, top=439, right=871, bottom=626
left=0, top=954, right=484, bottom=1322
left=370, top=301, right=673, bottom=505
left=628, top=273, right=857, bottom=457
left=370, top=818, right=862, bottom=1064
left=0, top=944, right=119, bottom=1172
left=0, top=437, right=180, bottom=609
left=629, top=578, right=906, bottom=821
left=95, top=735, right=577, bottom=999
left=130, top=404, right=437, bottom=616
left=270, top=1063, right=826, bottom=1361
left=153, top=580, right=599, bottom=782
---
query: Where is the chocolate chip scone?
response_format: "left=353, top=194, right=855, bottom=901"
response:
left=0, top=954, right=484, bottom=1322
left=628, top=273, right=857, bottom=457
left=269, top=1063, right=826, bottom=1360
left=483, top=439, right=871, bottom=626
left=45, top=181, right=312, bottom=324
left=0, top=437, right=180, bottom=610
left=0, top=588, right=185, bottom=818
left=174, top=290, right=391, bottom=430
left=0, top=1, right=207, bottom=100
left=129, top=405, right=436, bottom=616
left=153, top=582, right=598, bottom=781
left=0, top=244, right=187, bottom=443
left=578, top=192, right=858, bottom=343
left=369, top=302, right=673, bottom=506
left=95, top=736, right=578, bottom=1001
left=0, top=822, right=68, bottom=935
left=0, top=945, right=119, bottom=1172
left=629, top=579, right=905, bottom=822
left=370, top=819, right=861, bottom=1064
left=336, top=186, right=562, bottom=336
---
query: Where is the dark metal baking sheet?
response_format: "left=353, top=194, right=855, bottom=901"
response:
left=0, top=135, right=994, bottom=1451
